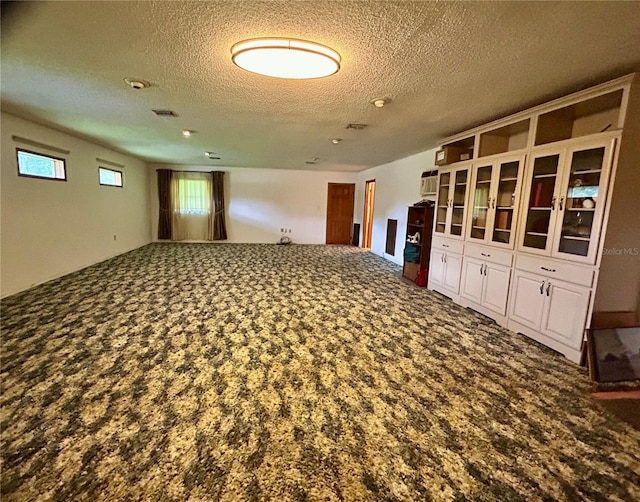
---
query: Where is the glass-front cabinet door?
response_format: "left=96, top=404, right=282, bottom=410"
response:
left=467, top=155, right=525, bottom=248
left=518, top=138, right=614, bottom=263
left=518, top=149, right=565, bottom=255
left=490, top=158, right=523, bottom=247
left=434, top=171, right=451, bottom=235
left=434, top=165, right=470, bottom=239
left=551, top=138, right=614, bottom=264
left=450, top=168, right=469, bottom=238
left=468, top=163, right=493, bottom=242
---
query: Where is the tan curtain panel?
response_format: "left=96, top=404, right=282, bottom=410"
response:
left=208, top=171, right=227, bottom=241
left=171, top=172, right=211, bottom=241
left=157, top=169, right=173, bottom=240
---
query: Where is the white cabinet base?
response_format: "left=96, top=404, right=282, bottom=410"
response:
left=459, top=296, right=509, bottom=328
left=507, top=318, right=583, bottom=364
left=428, top=280, right=461, bottom=303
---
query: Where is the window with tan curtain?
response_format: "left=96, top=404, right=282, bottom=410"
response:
left=171, top=172, right=211, bottom=240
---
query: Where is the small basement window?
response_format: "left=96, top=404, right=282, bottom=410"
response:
left=99, top=167, right=123, bottom=187
left=17, top=149, right=66, bottom=180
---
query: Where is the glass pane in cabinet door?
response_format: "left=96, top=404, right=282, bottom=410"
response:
left=451, top=169, right=468, bottom=236
left=523, top=154, right=560, bottom=250
left=557, top=147, right=605, bottom=256
left=435, top=172, right=450, bottom=234
left=492, top=160, right=520, bottom=244
left=470, top=165, right=492, bottom=240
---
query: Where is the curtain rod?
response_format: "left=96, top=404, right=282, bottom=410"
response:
left=155, top=169, right=225, bottom=173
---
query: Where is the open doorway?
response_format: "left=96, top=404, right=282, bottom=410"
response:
left=362, top=179, right=376, bottom=249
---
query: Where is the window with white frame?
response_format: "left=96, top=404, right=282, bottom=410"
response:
left=17, top=149, right=66, bottom=180
left=99, top=167, right=123, bottom=187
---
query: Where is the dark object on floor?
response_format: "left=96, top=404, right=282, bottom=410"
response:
left=352, top=223, right=360, bottom=246
left=592, top=390, right=640, bottom=431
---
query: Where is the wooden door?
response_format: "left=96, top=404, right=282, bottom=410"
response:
left=326, top=183, right=355, bottom=244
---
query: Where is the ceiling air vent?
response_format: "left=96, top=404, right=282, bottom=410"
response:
left=152, top=109, right=179, bottom=117
left=346, top=123, right=368, bottom=130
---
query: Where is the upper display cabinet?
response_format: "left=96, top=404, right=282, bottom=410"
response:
left=534, top=89, right=625, bottom=146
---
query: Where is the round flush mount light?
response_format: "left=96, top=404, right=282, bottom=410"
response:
left=330, top=138, right=342, bottom=144
left=371, top=97, right=391, bottom=108
left=124, top=77, right=150, bottom=90
left=182, top=129, right=194, bottom=138
left=231, top=38, right=341, bottom=79
left=204, top=152, right=220, bottom=159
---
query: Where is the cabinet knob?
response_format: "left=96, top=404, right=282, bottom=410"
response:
left=559, top=196, right=565, bottom=211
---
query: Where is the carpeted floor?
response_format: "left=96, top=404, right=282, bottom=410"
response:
left=1, top=243, right=639, bottom=501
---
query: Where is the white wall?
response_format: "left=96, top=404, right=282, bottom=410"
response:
left=354, top=148, right=438, bottom=266
left=148, top=164, right=357, bottom=244
left=1, top=113, right=151, bottom=297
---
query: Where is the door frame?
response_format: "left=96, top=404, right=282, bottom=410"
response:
left=362, top=179, right=376, bottom=249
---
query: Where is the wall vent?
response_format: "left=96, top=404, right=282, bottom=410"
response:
left=346, top=123, right=368, bottom=130
left=152, top=109, right=179, bottom=117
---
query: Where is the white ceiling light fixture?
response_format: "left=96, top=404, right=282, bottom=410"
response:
left=182, top=129, right=193, bottom=138
left=330, top=138, right=342, bottom=144
left=231, top=38, right=341, bottom=79
left=124, top=77, right=150, bottom=90
left=371, top=97, right=391, bottom=108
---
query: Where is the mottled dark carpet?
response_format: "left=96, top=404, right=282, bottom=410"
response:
left=1, top=243, right=639, bottom=501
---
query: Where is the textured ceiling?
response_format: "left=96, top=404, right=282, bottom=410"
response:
left=2, top=1, right=639, bottom=172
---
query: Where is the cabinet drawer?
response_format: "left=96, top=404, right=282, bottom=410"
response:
left=515, top=254, right=594, bottom=287
left=464, top=244, right=513, bottom=267
left=431, top=236, right=464, bottom=255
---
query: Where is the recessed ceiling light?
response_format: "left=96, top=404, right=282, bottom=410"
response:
left=371, top=98, right=391, bottom=108
left=182, top=129, right=193, bottom=138
left=204, top=152, right=220, bottom=159
left=124, top=77, right=150, bottom=90
left=330, top=138, right=342, bottom=144
left=231, top=38, right=341, bottom=79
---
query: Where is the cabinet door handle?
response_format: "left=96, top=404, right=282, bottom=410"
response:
left=441, top=254, right=444, bottom=262
left=546, top=282, right=551, bottom=296
left=492, top=198, right=496, bottom=209
left=442, top=244, right=449, bottom=248
left=484, top=264, right=487, bottom=276
left=551, top=196, right=556, bottom=210
left=540, top=266, right=556, bottom=273
left=540, top=281, right=545, bottom=294
left=480, top=264, right=483, bottom=275
left=481, top=252, right=491, bottom=257
left=559, top=196, right=564, bottom=210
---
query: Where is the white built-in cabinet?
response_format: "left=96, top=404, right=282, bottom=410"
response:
left=433, top=165, right=471, bottom=240
left=460, top=244, right=513, bottom=323
left=466, top=153, right=525, bottom=249
left=428, top=236, right=464, bottom=299
left=427, top=73, right=638, bottom=363
left=517, top=137, right=615, bottom=265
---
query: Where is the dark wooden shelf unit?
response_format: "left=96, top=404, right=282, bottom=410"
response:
left=402, top=204, right=435, bottom=284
